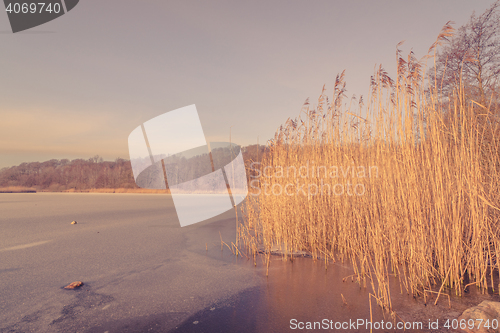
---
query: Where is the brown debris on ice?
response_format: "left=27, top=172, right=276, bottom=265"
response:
left=64, top=281, right=84, bottom=289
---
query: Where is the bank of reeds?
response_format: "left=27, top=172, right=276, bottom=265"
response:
left=239, top=26, right=500, bottom=311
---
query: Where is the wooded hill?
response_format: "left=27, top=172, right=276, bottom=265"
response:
left=0, top=145, right=265, bottom=192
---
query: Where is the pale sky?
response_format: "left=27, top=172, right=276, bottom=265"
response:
left=0, top=0, right=495, bottom=169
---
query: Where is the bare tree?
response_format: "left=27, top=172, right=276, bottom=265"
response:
left=431, top=1, right=500, bottom=108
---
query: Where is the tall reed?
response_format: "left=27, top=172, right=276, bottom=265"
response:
left=239, top=25, right=500, bottom=311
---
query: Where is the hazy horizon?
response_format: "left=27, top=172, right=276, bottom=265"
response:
left=0, top=0, right=495, bottom=169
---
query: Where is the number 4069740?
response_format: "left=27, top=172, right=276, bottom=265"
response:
left=444, top=318, right=499, bottom=330
left=5, top=3, right=62, bottom=14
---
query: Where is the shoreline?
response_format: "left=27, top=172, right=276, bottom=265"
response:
left=0, top=190, right=37, bottom=193
left=0, top=188, right=250, bottom=194
left=0, top=187, right=171, bottom=194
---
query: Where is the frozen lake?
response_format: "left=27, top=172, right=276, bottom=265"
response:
left=0, top=193, right=258, bottom=332
left=0, top=193, right=493, bottom=332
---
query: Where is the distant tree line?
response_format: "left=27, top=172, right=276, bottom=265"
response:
left=0, top=145, right=267, bottom=191
left=0, top=156, right=137, bottom=191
